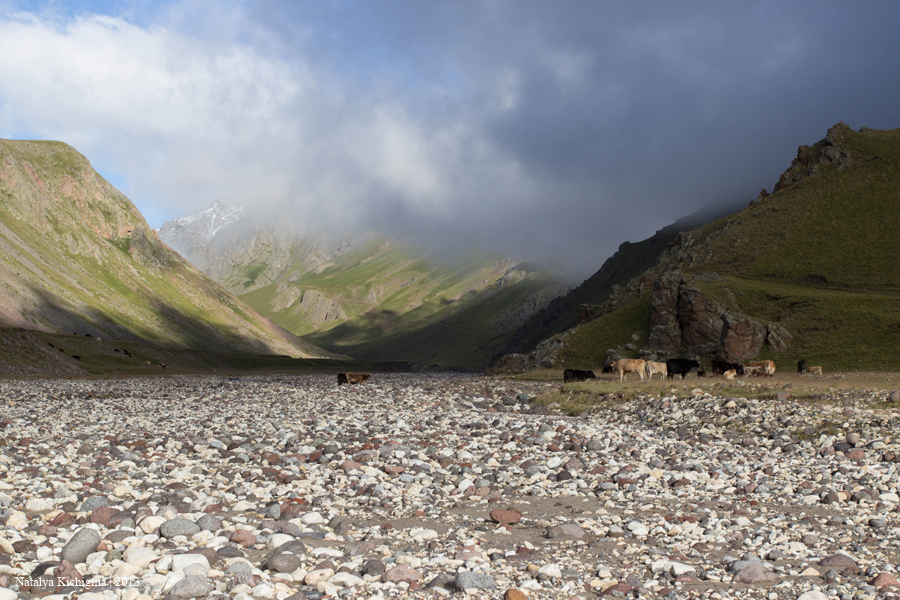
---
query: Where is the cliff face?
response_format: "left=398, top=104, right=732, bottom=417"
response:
left=0, top=139, right=333, bottom=359
left=510, top=122, right=900, bottom=371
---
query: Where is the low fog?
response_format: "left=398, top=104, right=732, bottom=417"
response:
left=1, top=2, right=899, bottom=278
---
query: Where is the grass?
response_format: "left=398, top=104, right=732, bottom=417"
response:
left=554, top=296, right=652, bottom=370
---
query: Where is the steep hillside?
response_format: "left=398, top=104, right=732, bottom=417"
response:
left=534, top=123, right=900, bottom=372
left=0, top=139, right=334, bottom=362
left=495, top=201, right=744, bottom=361
left=160, top=204, right=568, bottom=370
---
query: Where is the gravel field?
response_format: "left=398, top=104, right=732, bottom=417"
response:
left=1, top=373, right=899, bottom=600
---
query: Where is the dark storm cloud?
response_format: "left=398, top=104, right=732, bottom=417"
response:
left=1, top=1, right=899, bottom=278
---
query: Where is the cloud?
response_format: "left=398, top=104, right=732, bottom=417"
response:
left=0, top=2, right=899, bottom=279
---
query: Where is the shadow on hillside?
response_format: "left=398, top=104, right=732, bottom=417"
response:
left=24, top=284, right=286, bottom=356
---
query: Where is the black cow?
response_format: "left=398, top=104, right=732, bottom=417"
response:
left=797, top=359, right=808, bottom=374
left=337, top=373, right=349, bottom=386
left=601, top=358, right=614, bottom=374
left=712, top=359, right=744, bottom=376
left=564, top=369, right=596, bottom=383
left=666, top=358, right=700, bottom=379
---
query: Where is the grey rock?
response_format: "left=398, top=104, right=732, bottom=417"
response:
left=454, top=571, right=496, bottom=591
left=266, top=553, right=302, bottom=573
left=196, top=514, right=222, bottom=533
left=274, top=540, right=307, bottom=555
left=167, top=575, right=210, bottom=600
left=159, top=518, right=201, bottom=538
left=78, top=496, right=109, bottom=512
left=61, top=527, right=100, bottom=565
left=545, top=522, right=585, bottom=540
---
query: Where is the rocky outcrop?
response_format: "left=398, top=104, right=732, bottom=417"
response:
left=647, top=273, right=788, bottom=361
left=493, top=282, right=571, bottom=331
left=772, top=122, right=859, bottom=194
left=293, top=289, right=346, bottom=326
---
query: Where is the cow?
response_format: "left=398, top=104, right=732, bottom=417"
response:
left=144, top=361, right=151, bottom=367
left=338, top=373, right=371, bottom=385
left=712, top=359, right=744, bottom=376
left=611, top=359, right=646, bottom=382
left=808, top=366, right=823, bottom=376
left=697, top=371, right=707, bottom=378
left=644, top=361, right=668, bottom=381
left=72, top=355, right=81, bottom=361
left=723, top=369, right=736, bottom=380
left=564, top=369, right=596, bottom=383
left=746, top=360, right=775, bottom=376
left=666, top=358, right=700, bottom=379
left=601, top=358, right=614, bottom=374
left=743, top=365, right=763, bottom=377
left=797, top=359, right=808, bottom=375
left=159, top=364, right=167, bottom=369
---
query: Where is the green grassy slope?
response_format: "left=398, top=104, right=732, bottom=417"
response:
left=0, top=139, right=334, bottom=360
left=498, top=201, right=744, bottom=358
left=554, top=123, right=900, bottom=372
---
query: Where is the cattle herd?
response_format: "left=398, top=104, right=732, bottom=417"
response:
left=563, top=357, right=823, bottom=383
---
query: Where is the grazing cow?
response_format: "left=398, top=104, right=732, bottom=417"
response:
left=159, top=364, right=167, bottom=369
left=644, top=361, right=668, bottom=381
left=743, top=365, right=763, bottom=377
left=746, top=360, right=776, bottom=376
left=666, top=358, right=700, bottom=379
left=723, top=369, right=736, bottom=380
left=611, top=359, right=646, bottom=382
left=808, top=366, right=823, bottom=376
left=338, top=373, right=371, bottom=385
left=797, top=359, right=808, bottom=375
left=564, top=369, right=596, bottom=383
left=72, top=355, right=81, bottom=360
left=712, top=359, right=744, bottom=376
left=144, top=361, right=151, bottom=367
left=123, top=350, right=131, bottom=357
left=601, top=358, right=614, bottom=374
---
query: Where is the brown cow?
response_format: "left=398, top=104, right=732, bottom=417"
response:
left=723, top=369, right=737, bottom=380
left=745, top=360, right=775, bottom=376
left=338, top=373, right=371, bottom=385
left=808, top=366, right=823, bottom=376
left=611, top=359, right=646, bottom=383
left=644, top=361, right=667, bottom=381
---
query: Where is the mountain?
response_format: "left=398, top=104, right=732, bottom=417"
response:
left=506, top=122, right=900, bottom=372
left=0, top=139, right=334, bottom=370
left=160, top=205, right=569, bottom=370
left=494, top=200, right=746, bottom=361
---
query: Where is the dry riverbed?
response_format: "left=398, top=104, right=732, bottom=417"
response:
left=0, top=373, right=899, bottom=600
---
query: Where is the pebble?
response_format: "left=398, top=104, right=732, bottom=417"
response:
left=0, top=373, right=897, bottom=600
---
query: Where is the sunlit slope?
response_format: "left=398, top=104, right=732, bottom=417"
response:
left=0, top=139, right=333, bottom=358
left=552, top=123, right=900, bottom=371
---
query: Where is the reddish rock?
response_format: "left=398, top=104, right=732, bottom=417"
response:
left=38, top=525, right=58, bottom=537
left=50, top=512, right=75, bottom=527
left=54, top=559, right=81, bottom=582
left=490, top=509, right=521, bottom=525
left=340, top=460, right=361, bottom=471
left=818, top=554, right=857, bottom=568
left=871, top=573, right=900, bottom=588
left=230, top=530, right=257, bottom=547
left=90, top=505, right=117, bottom=525
left=384, top=465, right=405, bottom=474
left=733, top=562, right=777, bottom=584
left=381, top=565, right=421, bottom=583
left=204, top=503, right=223, bottom=513
left=603, top=583, right=634, bottom=595
left=504, top=590, right=527, bottom=600
left=847, top=449, right=865, bottom=460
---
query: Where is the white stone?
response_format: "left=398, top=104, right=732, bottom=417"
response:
left=267, top=533, right=294, bottom=550
left=139, top=516, right=165, bottom=534
left=0, top=588, right=17, bottom=600
left=328, top=572, right=365, bottom=587
left=300, top=512, right=326, bottom=525
left=124, top=547, right=158, bottom=568
left=25, top=498, right=55, bottom=513
left=172, top=553, right=210, bottom=575
left=538, top=564, right=562, bottom=579
left=304, top=569, right=334, bottom=585
left=161, top=572, right=185, bottom=594
left=250, top=583, right=275, bottom=599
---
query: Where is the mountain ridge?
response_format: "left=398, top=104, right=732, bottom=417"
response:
left=0, top=139, right=335, bottom=366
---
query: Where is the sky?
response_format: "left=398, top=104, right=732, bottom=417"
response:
left=1, top=1, right=899, bottom=279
